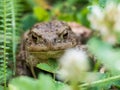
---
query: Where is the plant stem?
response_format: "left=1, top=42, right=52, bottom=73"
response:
left=11, top=0, right=16, bottom=75
left=3, top=0, right=7, bottom=89
left=80, top=74, right=120, bottom=88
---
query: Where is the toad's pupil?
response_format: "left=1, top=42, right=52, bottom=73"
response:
left=63, top=33, right=68, bottom=39
left=32, top=34, right=37, bottom=42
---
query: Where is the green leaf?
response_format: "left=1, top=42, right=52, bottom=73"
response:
left=37, top=59, right=58, bottom=73
left=38, top=74, right=55, bottom=90
left=38, top=74, right=71, bottom=90
left=33, top=6, right=49, bottom=21
left=21, top=14, right=38, bottom=30
left=55, top=81, right=71, bottom=90
left=9, top=74, right=70, bottom=90
left=9, top=76, right=38, bottom=90
left=76, top=7, right=90, bottom=27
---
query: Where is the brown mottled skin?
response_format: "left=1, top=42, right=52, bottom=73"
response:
left=16, top=20, right=91, bottom=78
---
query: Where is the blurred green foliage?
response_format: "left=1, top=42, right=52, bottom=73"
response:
left=88, top=38, right=120, bottom=74
left=0, top=85, right=3, bottom=90
left=9, top=74, right=70, bottom=90
left=20, top=0, right=120, bottom=32
left=21, top=14, right=38, bottom=31
left=21, top=0, right=91, bottom=31
left=33, top=7, right=50, bottom=21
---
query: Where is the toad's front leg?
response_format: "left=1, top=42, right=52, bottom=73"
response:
left=16, top=60, right=31, bottom=76
left=16, top=51, right=32, bottom=76
left=26, top=55, right=39, bottom=78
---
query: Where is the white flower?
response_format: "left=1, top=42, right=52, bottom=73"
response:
left=88, top=6, right=104, bottom=30
left=90, top=6, right=104, bottom=20
left=88, top=2, right=120, bottom=44
left=105, top=35, right=117, bottom=45
left=57, top=48, right=89, bottom=82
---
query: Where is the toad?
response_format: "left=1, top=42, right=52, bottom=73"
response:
left=16, top=20, right=91, bottom=78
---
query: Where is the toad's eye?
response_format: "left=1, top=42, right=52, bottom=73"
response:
left=31, top=33, right=38, bottom=43
left=61, top=30, right=68, bottom=39
left=32, top=34, right=37, bottom=41
left=31, top=33, right=43, bottom=44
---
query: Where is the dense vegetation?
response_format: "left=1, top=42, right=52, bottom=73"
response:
left=1, top=0, right=120, bottom=90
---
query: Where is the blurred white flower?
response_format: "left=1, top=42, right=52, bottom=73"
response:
left=88, top=6, right=104, bottom=31
left=57, top=48, right=89, bottom=82
left=105, top=35, right=117, bottom=45
left=88, top=2, right=120, bottom=44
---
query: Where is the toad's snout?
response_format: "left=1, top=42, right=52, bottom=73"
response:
left=43, top=34, right=58, bottom=49
left=44, top=39, right=56, bottom=48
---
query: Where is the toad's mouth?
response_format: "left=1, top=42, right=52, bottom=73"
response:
left=29, top=50, right=65, bottom=60
left=26, top=42, right=77, bottom=52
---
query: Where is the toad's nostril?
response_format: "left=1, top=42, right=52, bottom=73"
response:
left=54, top=38, right=57, bottom=43
left=44, top=38, right=56, bottom=49
left=44, top=39, right=48, bottom=45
